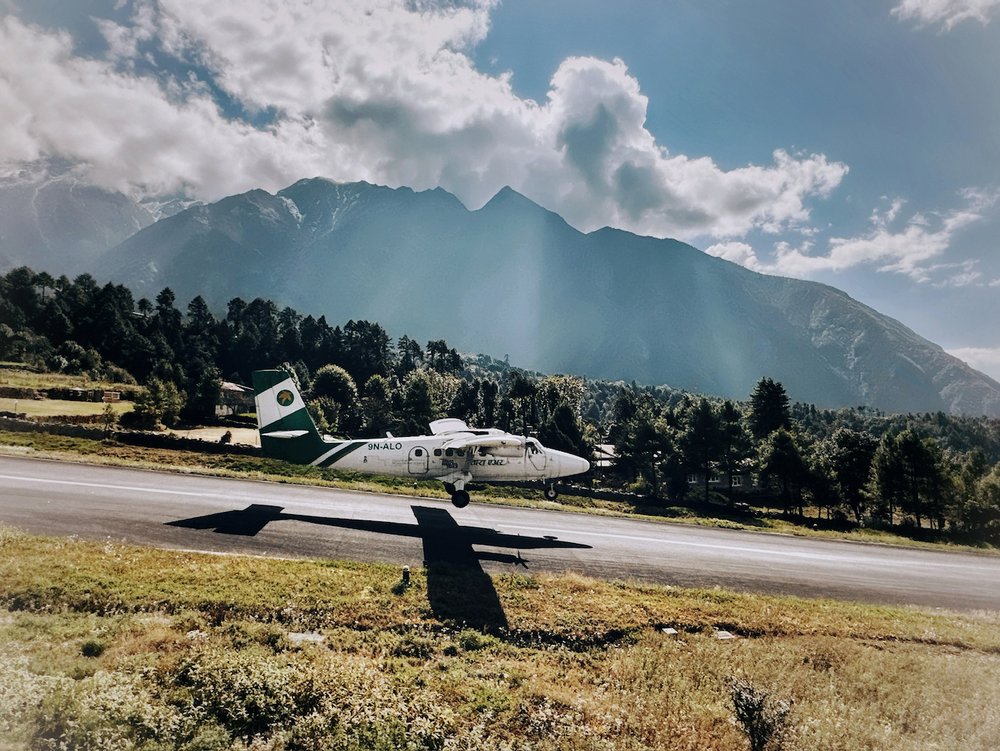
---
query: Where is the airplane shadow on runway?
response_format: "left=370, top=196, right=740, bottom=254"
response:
left=166, top=503, right=591, bottom=634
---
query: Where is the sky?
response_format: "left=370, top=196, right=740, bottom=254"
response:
left=1, top=0, right=999, bottom=379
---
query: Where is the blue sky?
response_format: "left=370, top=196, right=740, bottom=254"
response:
left=2, top=0, right=999, bottom=378
left=474, top=0, right=1000, bottom=375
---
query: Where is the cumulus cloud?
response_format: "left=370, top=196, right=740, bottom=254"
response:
left=764, top=189, right=999, bottom=282
left=946, top=346, right=1000, bottom=381
left=0, top=14, right=320, bottom=198
left=704, top=241, right=764, bottom=270
left=0, top=0, right=847, bottom=243
left=891, top=0, right=1000, bottom=29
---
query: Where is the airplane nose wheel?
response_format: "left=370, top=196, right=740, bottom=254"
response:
left=544, top=484, right=558, bottom=501
left=451, top=490, right=471, bottom=508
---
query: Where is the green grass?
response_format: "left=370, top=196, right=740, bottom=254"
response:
left=0, top=366, right=135, bottom=393
left=0, top=397, right=132, bottom=418
left=0, top=525, right=998, bottom=750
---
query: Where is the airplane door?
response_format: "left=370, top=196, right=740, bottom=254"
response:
left=527, top=444, right=547, bottom=472
left=408, top=446, right=429, bottom=474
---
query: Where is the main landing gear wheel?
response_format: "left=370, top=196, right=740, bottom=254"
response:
left=451, top=490, right=471, bottom=508
left=544, top=485, right=558, bottom=501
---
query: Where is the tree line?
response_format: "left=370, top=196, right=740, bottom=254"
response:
left=1, top=266, right=998, bottom=542
left=604, top=377, right=999, bottom=537
left=0, top=267, right=588, bottom=457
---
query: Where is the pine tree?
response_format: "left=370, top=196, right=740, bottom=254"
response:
left=749, top=377, right=791, bottom=440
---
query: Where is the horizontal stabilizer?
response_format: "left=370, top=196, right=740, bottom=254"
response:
left=261, top=430, right=309, bottom=439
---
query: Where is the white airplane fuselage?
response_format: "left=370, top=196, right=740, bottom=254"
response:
left=252, top=369, right=591, bottom=507
left=317, top=433, right=584, bottom=484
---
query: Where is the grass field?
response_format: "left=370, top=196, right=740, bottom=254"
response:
left=0, top=525, right=997, bottom=750
left=0, top=366, right=136, bottom=394
left=0, top=397, right=132, bottom=419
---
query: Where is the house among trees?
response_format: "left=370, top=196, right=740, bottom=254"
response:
left=686, top=468, right=755, bottom=494
left=216, top=381, right=253, bottom=417
left=593, top=443, right=617, bottom=470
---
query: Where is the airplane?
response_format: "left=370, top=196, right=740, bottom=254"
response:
left=252, top=369, right=591, bottom=508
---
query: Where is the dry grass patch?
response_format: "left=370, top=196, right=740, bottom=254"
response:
left=0, top=526, right=998, bottom=750
left=0, top=367, right=135, bottom=393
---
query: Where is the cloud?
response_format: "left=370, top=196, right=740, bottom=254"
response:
left=891, top=0, right=1000, bottom=29
left=763, top=190, right=999, bottom=282
left=531, top=56, right=848, bottom=239
left=704, top=241, right=763, bottom=270
left=0, top=14, right=320, bottom=198
left=0, top=0, right=847, bottom=244
left=946, top=346, right=1000, bottom=381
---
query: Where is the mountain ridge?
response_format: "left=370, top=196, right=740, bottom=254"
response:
left=73, top=177, right=1000, bottom=417
left=0, top=164, right=155, bottom=274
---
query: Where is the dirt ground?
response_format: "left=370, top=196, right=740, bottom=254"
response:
left=166, top=426, right=260, bottom=446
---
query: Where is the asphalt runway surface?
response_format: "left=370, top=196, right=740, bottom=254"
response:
left=2, top=455, right=999, bottom=612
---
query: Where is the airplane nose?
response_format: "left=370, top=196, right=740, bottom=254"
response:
left=555, top=451, right=590, bottom=477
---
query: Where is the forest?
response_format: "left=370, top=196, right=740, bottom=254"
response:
left=2, top=266, right=999, bottom=542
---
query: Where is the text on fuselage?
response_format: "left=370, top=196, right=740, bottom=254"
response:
left=368, top=442, right=403, bottom=451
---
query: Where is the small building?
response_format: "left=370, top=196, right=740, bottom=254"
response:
left=686, top=467, right=756, bottom=494
left=593, top=443, right=617, bottom=470
left=216, top=381, right=254, bottom=417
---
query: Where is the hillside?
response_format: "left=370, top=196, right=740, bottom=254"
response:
left=0, top=163, right=154, bottom=274
left=94, top=178, right=1000, bottom=416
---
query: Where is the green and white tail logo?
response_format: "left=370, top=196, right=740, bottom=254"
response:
left=252, top=369, right=327, bottom=464
left=252, top=369, right=366, bottom=467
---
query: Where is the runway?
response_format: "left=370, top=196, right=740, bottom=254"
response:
left=1, top=455, right=999, bottom=611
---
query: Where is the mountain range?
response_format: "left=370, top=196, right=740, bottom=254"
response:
left=3, top=173, right=999, bottom=417
left=0, top=163, right=155, bottom=274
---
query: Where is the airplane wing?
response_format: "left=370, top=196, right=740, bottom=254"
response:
left=429, top=418, right=471, bottom=435
left=441, top=434, right=526, bottom=451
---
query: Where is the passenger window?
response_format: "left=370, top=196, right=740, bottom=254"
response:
left=415, top=449, right=423, bottom=457
left=479, top=448, right=487, bottom=456
left=457, top=449, right=465, bottom=456
left=433, top=449, right=442, bottom=457
left=445, top=448, right=453, bottom=456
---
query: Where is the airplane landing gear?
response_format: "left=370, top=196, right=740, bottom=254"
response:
left=544, top=484, right=558, bottom=501
left=444, top=478, right=471, bottom=508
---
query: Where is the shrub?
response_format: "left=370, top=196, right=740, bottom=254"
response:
left=458, top=629, right=497, bottom=652
left=730, top=677, right=791, bottom=751
left=80, top=639, right=104, bottom=658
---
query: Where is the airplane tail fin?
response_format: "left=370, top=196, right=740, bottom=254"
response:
left=252, top=369, right=328, bottom=464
